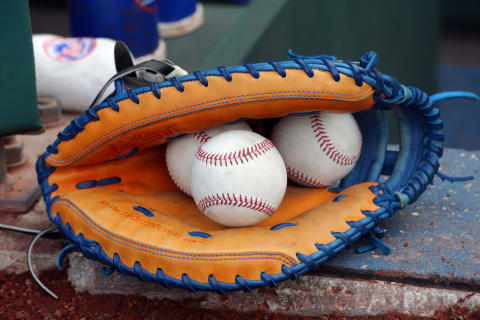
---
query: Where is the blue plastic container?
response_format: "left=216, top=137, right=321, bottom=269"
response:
left=156, top=0, right=196, bottom=23
left=69, top=0, right=159, bottom=58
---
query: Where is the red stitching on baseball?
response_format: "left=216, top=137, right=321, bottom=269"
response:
left=310, top=113, right=361, bottom=166
left=286, top=165, right=329, bottom=188
left=167, top=131, right=212, bottom=196
left=192, top=131, right=211, bottom=144
left=195, top=138, right=275, bottom=167
left=197, top=193, right=276, bottom=216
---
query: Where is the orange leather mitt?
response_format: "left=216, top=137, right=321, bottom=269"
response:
left=37, top=43, right=479, bottom=292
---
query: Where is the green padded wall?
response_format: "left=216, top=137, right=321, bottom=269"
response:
left=0, top=0, right=42, bottom=136
left=167, top=0, right=438, bottom=94
left=245, top=0, right=439, bottom=95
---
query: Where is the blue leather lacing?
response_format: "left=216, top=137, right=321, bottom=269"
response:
left=333, top=194, right=347, bottom=202
left=76, top=177, right=121, bottom=189
left=133, top=206, right=154, bottom=217
left=243, top=63, right=260, bottom=79
left=293, top=59, right=314, bottom=78
left=114, top=147, right=139, bottom=160
left=188, top=231, right=212, bottom=238
left=270, top=223, right=297, bottom=230
left=208, top=275, right=225, bottom=294
left=55, top=243, right=76, bottom=269
left=355, top=225, right=391, bottom=255
left=127, top=89, right=140, bottom=104
left=35, top=50, right=480, bottom=292
left=268, top=61, right=286, bottom=77
left=193, top=71, right=208, bottom=87
left=107, top=98, right=120, bottom=112
left=436, top=171, right=474, bottom=183
left=383, top=150, right=474, bottom=184
left=150, top=82, right=161, bottom=98
left=169, top=77, right=185, bottom=92
left=217, top=66, right=232, bottom=82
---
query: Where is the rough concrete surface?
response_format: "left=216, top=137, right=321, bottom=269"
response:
left=0, top=199, right=63, bottom=274
left=67, top=255, right=479, bottom=318
left=324, top=149, right=480, bottom=287
left=0, top=114, right=74, bottom=274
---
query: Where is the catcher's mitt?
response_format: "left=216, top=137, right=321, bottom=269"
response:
left=37, top=43, right=478, bottom=293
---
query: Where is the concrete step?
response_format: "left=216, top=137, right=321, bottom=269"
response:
left=323, top=149, right=480, bottom=290
left=67, top=255, right=480, bottom=318
left=0, top=113, right=75, bottom=275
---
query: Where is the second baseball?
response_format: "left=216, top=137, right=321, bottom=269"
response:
left=166, top=122, right=251, bottom=196
left=191, top=130, right=287, bottom=227
left=271, top=112, right=362, bottom=188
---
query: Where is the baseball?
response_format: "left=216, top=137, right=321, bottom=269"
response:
left=271, top=112, right=362, bottom=188
left=191, top=130, right=287, bottom=227
left=166, top=122, right=251, bottom=196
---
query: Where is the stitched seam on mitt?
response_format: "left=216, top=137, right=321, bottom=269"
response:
left=47, top=88, right=373, bottom=166
left=53, top=199, right=297, bottom=267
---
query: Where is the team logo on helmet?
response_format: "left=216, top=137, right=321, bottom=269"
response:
left=43, top=37, right=97, bottom=62
left=134, top=0, right=157, bottom=13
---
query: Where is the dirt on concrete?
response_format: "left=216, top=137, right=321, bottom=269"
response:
left=1, top=269, right=479, bottom=320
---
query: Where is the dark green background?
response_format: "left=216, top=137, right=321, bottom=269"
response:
left=0, top=0, right=42, bottom=136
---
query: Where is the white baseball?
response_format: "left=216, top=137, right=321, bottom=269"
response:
left=166, top=122, right=251, bottom=196
left=271, top=112, right=362, bottom=188
left=191, top=130, right=287, bottom=227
